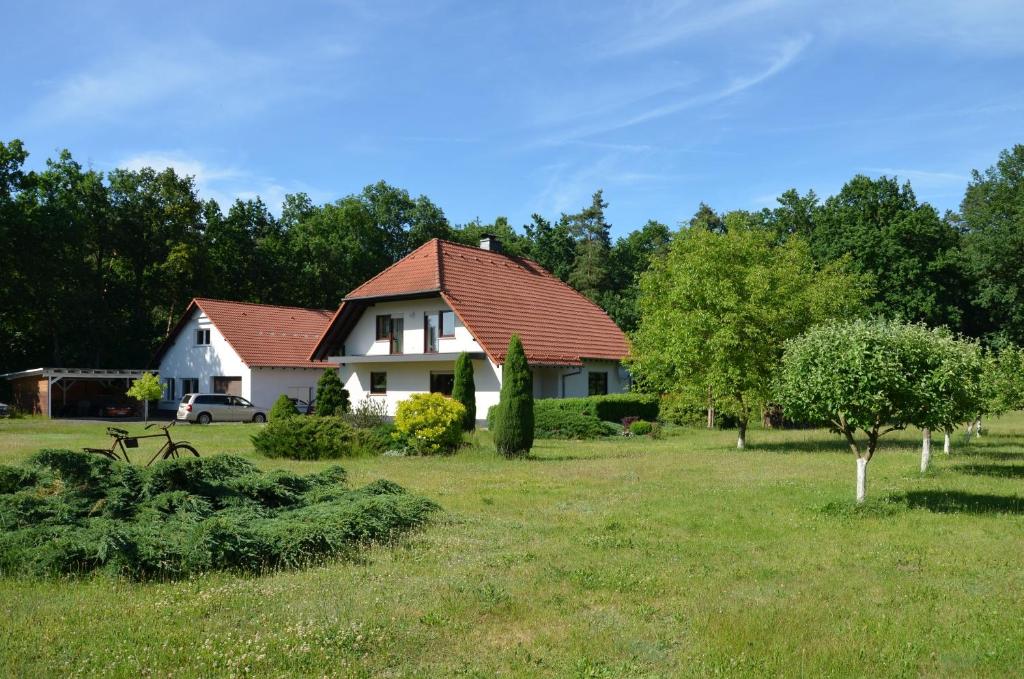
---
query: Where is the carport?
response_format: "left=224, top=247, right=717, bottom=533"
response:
left=0, top=367, right=146, bottom=418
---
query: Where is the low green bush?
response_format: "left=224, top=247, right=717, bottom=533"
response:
left=345, top=397, right=389, bottom=429
left=251, top=416, right=359, bottom=460
left=629, top=420, right=653, bottom=436
left=394, top=393, right=465, bottom=455
left=531, top=394, right=659, bottom=424
left=355, top=423, right=401, bottom=455
left=533, top=408, right=619, bottom=439
left=270, top=394, right=299, bottom=421
left=0, top=450, right=438, bottom=580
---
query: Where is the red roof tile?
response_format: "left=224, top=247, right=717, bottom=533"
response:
left=153, top=298, right=334, bottom=369
left=313, top=239, right=629, bottom=366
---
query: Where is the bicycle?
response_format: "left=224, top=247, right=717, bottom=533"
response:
left=83, top=420, right=200, bottom=466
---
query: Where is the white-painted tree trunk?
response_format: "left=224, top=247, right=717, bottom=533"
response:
left=737, top=433, right=745, bottom=449
left=920, top=428, right=932, bottom=473
left=856, top=457, right=868, bottom=503
left=944, top=429, right=951, bottom=455
left=974, top=417, right=982, bottom=438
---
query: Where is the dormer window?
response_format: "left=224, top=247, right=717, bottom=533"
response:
left=196, top=329, right=211, bottom=345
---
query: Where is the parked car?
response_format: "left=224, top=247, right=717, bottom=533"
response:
left=0, top=402, right=9, bottom=418
left=288, top=397, right=316, bottom=415
left=102, top=404, right=135, bottom=418
left=177, top=393, right=267, bottom=424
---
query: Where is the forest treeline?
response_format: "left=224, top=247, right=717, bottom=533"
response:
left=1, top=139, right=1022, bottom=374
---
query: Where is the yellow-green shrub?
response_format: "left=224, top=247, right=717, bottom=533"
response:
left=394, top=393, right=466, bottom=455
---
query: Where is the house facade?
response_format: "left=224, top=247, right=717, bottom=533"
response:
left=151, top=299, right=334, bottom=411
left=310, top=236, right=631, bottom=419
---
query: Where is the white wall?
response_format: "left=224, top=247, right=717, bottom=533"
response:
left=156, top=308, right=250, bottom=409
left=249, top=367, right=324, bottom=410
left=561, top=360, right=630, bottom=398
left=343, top=297, right=484, bottom=357
left=340, top=357, right=502, bottom=419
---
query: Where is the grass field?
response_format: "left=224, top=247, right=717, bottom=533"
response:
left=2, top=415, right=1023, bottom=677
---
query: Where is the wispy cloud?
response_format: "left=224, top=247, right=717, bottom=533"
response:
left=607, top=0, right=783, bottom=56
left=536, top=35, right=810, bottom=145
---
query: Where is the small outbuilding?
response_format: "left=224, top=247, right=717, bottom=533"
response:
left=0, top=367, right=146, bottom=418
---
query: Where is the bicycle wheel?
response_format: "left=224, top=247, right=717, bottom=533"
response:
left=164, top=443, right=200, bottom=460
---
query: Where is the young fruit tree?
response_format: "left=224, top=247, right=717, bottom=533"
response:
left=905, top=330, right=985, bottom=471
left=778, top=319, right=939, bottom=503
left=982, top=345, right=1024, bottom=428
left=126, top=372, right=163, bottom=423
left=492, top=335, right=534, bottom=457
left=628, top=222, right=869, bottom=448
left=452, top=352, right=477, bottom=431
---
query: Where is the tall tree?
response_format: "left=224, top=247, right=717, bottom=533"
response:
left=605, top=220, right=672, bottom=331
left=565, top=190, right=612, bottom=301
left=811, top=175, right=965, bottom=329
left=958, top=145, right=1024, bottom=342
left=525, top=213, right=575, bottom=281
left=629, top=225, right=869, bottom=448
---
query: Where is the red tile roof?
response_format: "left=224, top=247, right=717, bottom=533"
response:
left=312, top=239, right=629, bottom=366
left=152, top=298, right=334, bottom=369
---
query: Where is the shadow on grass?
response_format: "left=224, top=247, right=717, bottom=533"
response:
left=898, top=490, right=1024, bottom=515
left=749, top=439, right=850, bottom=454
left=954, top=464, right=1024, bottom=479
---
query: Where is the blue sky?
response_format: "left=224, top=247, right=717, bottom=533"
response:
left=5, top=0, right=1024, bottom=236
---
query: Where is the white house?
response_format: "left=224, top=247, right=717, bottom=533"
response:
left=151, top=298, right=334, bottom=411
left=309, top=235, right=631, bottom=419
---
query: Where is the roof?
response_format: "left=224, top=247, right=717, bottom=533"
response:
left=152, top=298, right=334, bottom=369
left=311, top=239, right=629, bottom=366
left=0, top=368, right=146, bottom=380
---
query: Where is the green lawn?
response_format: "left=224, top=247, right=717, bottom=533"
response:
left=2, top=415, right=1023, bottom=677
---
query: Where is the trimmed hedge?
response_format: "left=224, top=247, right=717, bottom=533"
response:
left=0, top=450, right=437, bottom=579
left=533, top=394, right=659, bottom=424
left=252, top=416, right=359, bottom=459
left=629, top=420, right=653, bottom=436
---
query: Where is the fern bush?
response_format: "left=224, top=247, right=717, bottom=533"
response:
left=0, top=450, right=437, bottom=580
left=393, top=393, right=465, bottom=455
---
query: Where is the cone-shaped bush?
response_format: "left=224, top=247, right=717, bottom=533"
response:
left=270, top=394, right=299, bottom=421
left=452, top=352, right=476, bottom=430
left=316, top=369, right=350, bottom=416
left=493, top=334, right=533, bottom=457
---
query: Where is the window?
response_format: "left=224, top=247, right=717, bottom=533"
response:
left=213, top=376, right=242, bottom=395
left=370, top=372, right=387, bottom=394
left=376, top=315, right=404, bottom=354
left=588, top=372, right=608, bottom=396
left=425, top=313, right=439, bottom=353
left=196, top=328, right=211, bottom=345
left=430, top=372, right=455, bottom=396
left=375, top=315, right=391, bottom=341
left=164, top=379, right=176, bottom=401
left=440, top=310, right=455, bottom=337
left=181, top=377, right=199, bottom=395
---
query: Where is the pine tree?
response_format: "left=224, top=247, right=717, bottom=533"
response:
left=492, top=335, right=533, bottom=457
left=315, top=368, right=350, bottom=416
left=452, top=352, right=477, bottom=430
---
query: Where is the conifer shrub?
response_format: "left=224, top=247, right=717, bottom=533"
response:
left=533, top=407, right=619, bottom=439
left=315, top=369, right=350, bottom=416
left=628, top=420, right=653, bottom=436
left=393, top=393, right=465, bottom=455
left=492, top=335, right=534, bottom=457
left=452, top=352, right=477, bottom=430
left=270, top=393, right=300, bottom=421
left=252, top=416, right=359, bottom=459
left=0, top=450, right=437, bottom=579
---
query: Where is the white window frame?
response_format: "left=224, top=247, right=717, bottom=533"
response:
left=196, top=329, right=211, bottom=345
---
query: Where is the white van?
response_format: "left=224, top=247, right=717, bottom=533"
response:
left=176, top=394, right=267, bottom=424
